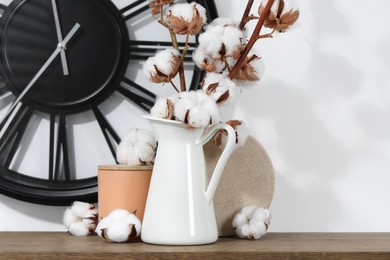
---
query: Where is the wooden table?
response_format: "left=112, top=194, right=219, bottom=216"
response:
left=0, top=232, right=389, bottom=259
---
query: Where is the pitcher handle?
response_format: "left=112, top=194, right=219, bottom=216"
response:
left=196, top=123, right=236, bottom=204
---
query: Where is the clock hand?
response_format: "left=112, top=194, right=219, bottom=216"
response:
left=1, top=23, right=81, bottom=123
left=51, top=0, right=69, bottom=76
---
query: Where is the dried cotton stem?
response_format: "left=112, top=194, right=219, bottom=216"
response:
left=229, top=0, right=275, bottom=80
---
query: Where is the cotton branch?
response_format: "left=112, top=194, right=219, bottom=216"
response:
left=229, top=0, right=276, bottom=80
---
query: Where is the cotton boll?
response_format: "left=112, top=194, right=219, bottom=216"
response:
left=116, top=142, right=129, bottom=165
left=105, top=219, right=132, bottom=243
left=198, top=26, right=224, bottom=59
left=166, top=2, right=207, bottom=35
left=209, top=17, right=239, bottom=28
left=216, top=120, right=249, bottom=149
left=97, top=210, right=142, bottom=242
left=174, top=97, right=195, bottom=122
left=63, top=208, right=78, bottom=229
left=200, top=99, right=221, bottom=124
left=150, top=97, right=170, bottom=119
left=135, top=144, right=156, bottom=164
left=135, top=129, right=157, bottom=149
left=108, top=209, right=132, bottom=220
left=232, top=211, right=248, bottom=229
left=187, top=106, right=211, bottom=128
left=232, top=205, right=271, bottom=240
left=123, top=213, right=142, bottom=237
left=246, top=222, right=267, bottom=240
left=167, top=3, right=193, bottom=22
left=251, top=207, right=271, bottom=223
left=116, top=128, right=157, bottom=166
left=154, top=48, right=181, bottom=76
left=240, top=205, right=258, bottom=218
left=68, top=222, right=92, bottom=237
left=143, top=56, right=157, bottom=82
left=221, top=26, right=244, bottom=57
left=95, top=217, right=112, bottom=237
left=63, top=201, right=97, bottom=236
left=71, top=201, right=95, bottom=218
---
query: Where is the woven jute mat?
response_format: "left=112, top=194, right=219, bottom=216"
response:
left=204, top=135, right=275, bottom=236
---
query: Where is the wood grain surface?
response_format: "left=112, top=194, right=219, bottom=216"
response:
left=0, top=232, right=389, bottom=259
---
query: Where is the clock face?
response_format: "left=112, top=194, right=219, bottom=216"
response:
left=0, top=0, right=218, bottom=205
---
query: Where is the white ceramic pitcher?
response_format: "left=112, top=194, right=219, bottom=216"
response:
left=141, top=115, right=236, bottom=245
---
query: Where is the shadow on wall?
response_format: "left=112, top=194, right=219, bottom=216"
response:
left=234, top=0, right=371, bottom=231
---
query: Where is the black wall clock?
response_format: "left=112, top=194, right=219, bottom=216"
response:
left=0, top=0, right=217, bottom=205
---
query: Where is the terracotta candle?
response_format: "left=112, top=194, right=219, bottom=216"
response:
left=98, top=165, right=152, bottom=222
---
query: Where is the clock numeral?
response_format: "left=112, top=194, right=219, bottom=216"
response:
left=0, top=78, right=10, bottom=98
left=92, top=107, right=121, bottom=162
left=0, top=3, right=6, bottom=17
left=120, top=0, right=150, bottom=21
left=117, top=77, right=156, bottom=111
left=129, top=40, right=196, bottom=62
left=0, top=104, right=33, bottom=168
left=49, top=114, right=71, bottom=181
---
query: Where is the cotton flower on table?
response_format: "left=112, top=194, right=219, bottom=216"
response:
left=63, top=201, right=98, bottom=236
left=96, top=209, right=141, bottom=243
left=166, top=2, right=207, bottom=35
left=116, top=128, right=157, bottom=166
left=232, top=205, right=271, bottom=240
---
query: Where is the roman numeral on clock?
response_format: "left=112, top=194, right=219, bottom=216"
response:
left=92, top=107, right=121, bottom=162
left=0, top=104, right=33, bottom=168
left=120, top=0, right=150, bottom=21
left=117, top=76, right=156, bottom=111
left=49, top=114, right=71, bottom=181
left=0, top=3, right=6, bottom=17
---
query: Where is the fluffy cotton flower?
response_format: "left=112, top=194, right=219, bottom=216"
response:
left=96, top=209, right=142, bottom=243
left=143, top=48, right=181, bottom=84
left=259, top=0, right=300, bottom=33
left=166, top=2, right=207, bottom=35
left=209, top=17, right=239, bottom=28
left=150, top=97, right=175, bottom=119
left=201, top=73, right=237, bottom=105
left=232, top=205, right=271, bottom=240
left=116, top=128, right=157, bottom=166
left=63, top=201, right=98, bottom=236
left=194, top=22, right=244, bottom=73
left=149, top=90, right=220, bottom=128
left=214, top=120, right=249, bottom=150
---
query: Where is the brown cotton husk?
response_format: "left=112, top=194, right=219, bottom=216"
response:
left=150, top=56, right=180, bottom=83
left=258, top=0, right=300, bottom=32
left=167, top=99, right=175, bottom=120
left=101, top=228, right=112, bottom=242
left=205, top=82, right=219, bottom=96
left=234, top=55, right=260, bottom=81
left=128, top=224, right=137, bottom=238
left=214, top=120, right=241, bottom=146
left=216, top=90, right=230, bottom=104
left=150, top=65, right=168, bottom=83
left=149, top=2, right=162, bottom=16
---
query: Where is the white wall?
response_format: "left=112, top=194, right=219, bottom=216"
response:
left=1, top=0, right=390, bottom=232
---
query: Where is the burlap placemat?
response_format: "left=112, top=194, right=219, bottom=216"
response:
left=204, top=135, right=275, bottom=236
